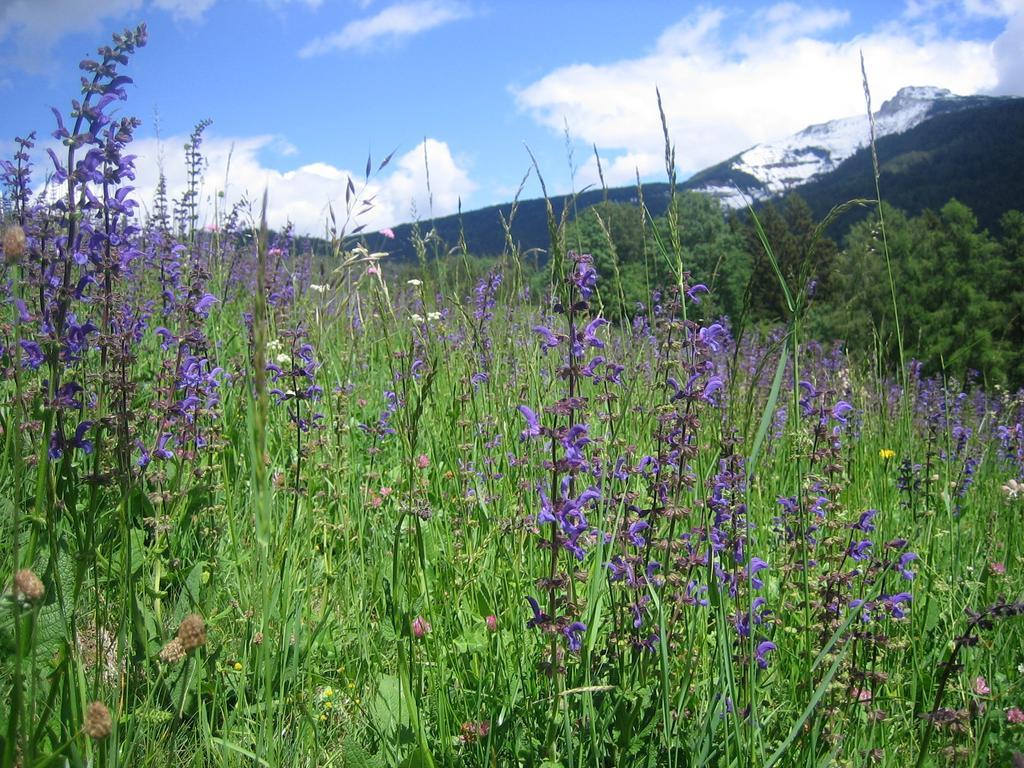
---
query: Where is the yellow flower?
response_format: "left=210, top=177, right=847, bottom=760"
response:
left=233, top=661, right=243, bottom=671
left=879, top=449, right=895, bottom=460
left=323, top=687, right=334, bottom=698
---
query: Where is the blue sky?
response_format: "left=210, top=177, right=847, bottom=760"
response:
left=2, top=0, right=1022, bottom=234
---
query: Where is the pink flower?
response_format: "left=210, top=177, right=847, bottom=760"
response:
left=366, top=264, right=381, bottom=277
left=1007, top=707, right=1024, bottom=724
left=485, top=615, right=498, bottom=633
left=991, top=562, right=1007, bottom=575
left=850, top=687, right=872, bottom=703
left=459, top=720, right=490, bottom=743
left=973, top=676, right=991, bottom=696
left=416, top=454, right=430, bottom=469
left=411, top=616, right=431, bottom=639
left=381, top=227, right=395, bottom=239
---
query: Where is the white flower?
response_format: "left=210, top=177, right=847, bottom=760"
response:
left=410, top=313, right=425, bottom=324
left=276, top=353, right=292, bottom=366
left=266, top=339, right=283, bottom=352
left=427, top=311, right=442, bottom=322
left=310, top=283, right=329, bottom=293
left=1001, top=478, right=1023, bottom=500
left=407, top=279, right=423, bottom=287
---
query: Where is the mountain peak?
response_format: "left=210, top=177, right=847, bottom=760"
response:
left=690, top=84, right=987, bottom=208
left=878, top=86, right=956, bottom=116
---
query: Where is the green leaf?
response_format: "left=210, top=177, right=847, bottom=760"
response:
left=397, top=747, right=431, bottom=768
left=341, top=739, right=383, bottom=768
left=370, top=675, right=402, bottom=734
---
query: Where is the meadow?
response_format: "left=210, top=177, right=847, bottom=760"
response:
left=2, top=24, right=1024, bottom=768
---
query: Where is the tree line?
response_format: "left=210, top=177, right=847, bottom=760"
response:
left=562, top=193, right=1024, bottom=386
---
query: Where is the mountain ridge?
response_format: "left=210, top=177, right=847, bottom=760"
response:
left=362, top=87, right=1024, bottom=262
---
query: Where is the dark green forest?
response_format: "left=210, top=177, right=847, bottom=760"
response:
left=563, top=193, right=1024, bottom=386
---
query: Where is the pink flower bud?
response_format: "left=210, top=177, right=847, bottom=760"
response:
left=485, top=614, right=498, bottom=633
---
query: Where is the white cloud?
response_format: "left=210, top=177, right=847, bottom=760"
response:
left=299, top=0, right=470, bottom=57
left=0, top=0, right=143, bottom=72
left=0, top=0, right=217, bottom=72
left=264, top=0, right=323, bottom=7
left=992, top=5, right=1024, bottom=93
left=151, top=0, right=217, bottom=21
left=125, top=133, right=476, bottom=235
left=515, top=5, right=1003, bottom=187
left=960, top=0, right=1021, bottom=17
left=753, top=2, right=851, bottom=38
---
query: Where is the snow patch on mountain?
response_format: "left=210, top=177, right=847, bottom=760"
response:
left=697, top=86, right=961, bottom=208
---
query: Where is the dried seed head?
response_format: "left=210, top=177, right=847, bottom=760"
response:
left=251, top=631, right=264, bottom=646
left=83, top=701, right=112, bottom=740
left=176, top=613, right=207, bottom=651
left=13, top=569, right=45, bottom=602
left=159, top=638, right=186, bottom=664
left=2, top=225, right=27, bottom=265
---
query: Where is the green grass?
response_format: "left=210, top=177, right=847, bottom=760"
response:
left=2, top=230, right=1023, bottom=767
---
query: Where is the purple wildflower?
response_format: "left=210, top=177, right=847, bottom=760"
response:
left=755, top=640, right=777, bottom=669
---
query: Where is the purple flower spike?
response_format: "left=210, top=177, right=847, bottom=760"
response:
left=532, top=325, right=561, bottom=350
left=884, top=592, right=913, bottom=619
left=852, top=509, right=878, bottom=533
left=571, top=255, right=598, bottom=299
left=755, top=640, right=777, bottom=669
left=702, top=376, right=724, bottom=406
left=526, top=596, right=550, bottom=629
left=581, top=317, right=608, bottom=348
left=563, top=621, right=587, bottom=653
left=831, top=400, right=854, bottom=424
left=19, top=340, right=45, bottom=370
left=70, top=421, right=94, bottom=454
left=747, top=557, right=769, bottom=589
left=848, top=539, right=873, bottom=561
left=626, top=519, right=649, bottom=548
left=898, top=552, right=918, bottom=580
left=517, top=405, right=541, bottom=441
left=193, top=292, right=218, bottom=317
left=686, top=283, right=709, bottom=304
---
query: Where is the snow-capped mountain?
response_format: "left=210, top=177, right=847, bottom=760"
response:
left=689, top=86, right=1003, bottom=208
